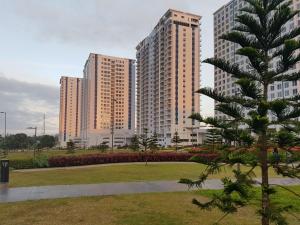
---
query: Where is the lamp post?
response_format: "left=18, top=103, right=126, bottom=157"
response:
left=111, top=98, right=118, bottom=152
left=0, top=112, right=7, bottom=156
left=27, top=126, right=37, bottom=158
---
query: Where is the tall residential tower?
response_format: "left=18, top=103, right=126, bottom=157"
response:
left=136, top=9, right=201, bottom=146
left=81, top=53, right=135, bottom=147
left=59, top=76, right=82, bottom=147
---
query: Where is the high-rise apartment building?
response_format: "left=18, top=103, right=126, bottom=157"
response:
left=136, top=9, right=201, bottom=146
left=214, top=0, right=300, bottom=120
left=81, top=53, right=135, bottom=147
left=59, top=76, right=82, bottom=147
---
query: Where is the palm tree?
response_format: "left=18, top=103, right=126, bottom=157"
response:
left=181, top=1, right=300, bottom=224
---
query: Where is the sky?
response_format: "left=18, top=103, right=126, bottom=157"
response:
left=0, top=0, right=230, bottom=135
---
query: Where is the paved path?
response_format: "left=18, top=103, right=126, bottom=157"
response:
left=15, top=162, right=195, bottom=172
left=1, top=178, right=299, bottom=203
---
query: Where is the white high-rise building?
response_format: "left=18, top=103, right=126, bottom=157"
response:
left=136, top=9, right=202, bottom=146
left=214, top=0, right=300, bottom=120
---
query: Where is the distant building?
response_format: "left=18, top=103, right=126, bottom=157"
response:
left=81, top=53, right=135, bottom=147
left=136, top=9, right=202, bottom=146
left=59, top=76, right=82, bottom=147
left=214, top=0, right=300, bottom=120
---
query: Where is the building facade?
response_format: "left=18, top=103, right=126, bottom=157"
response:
left=81, top=53, right=135, bottom=147
left=59, top=76, right=82, bottom=147
left=214, top=0, right=300, bottom=120
left=136, top=9, right=201, bottom=146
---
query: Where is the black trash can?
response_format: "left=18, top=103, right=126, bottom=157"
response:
left=0, top=160, right=9, bottom=183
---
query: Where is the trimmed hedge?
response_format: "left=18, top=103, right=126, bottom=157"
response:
left=10, top=159, right=34, bottom=170
left=48, top=152, right=219, bottom=168
left=8, top=153, right=219, bottom=169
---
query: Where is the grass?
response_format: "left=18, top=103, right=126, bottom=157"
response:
left=6, top=149, right=106, bottom=160
left=6, top=148, right=176, bottom=160
left=0, top=187, right=299, bottom=225
left=10, top=163, right=281, bottom=187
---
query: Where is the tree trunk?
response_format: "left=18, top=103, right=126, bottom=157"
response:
left=261, top=145, right=270, bottom=225
left=145, top=147, right=148, bottom=166
left=261, top=83, right=270, bottom=225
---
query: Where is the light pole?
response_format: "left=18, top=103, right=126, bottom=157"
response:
left=27, top=126, right=37, bottom=158
left=0, top=112, right=7, bottom=156
left=111, top=98, right=118, bottom=151
left=27, top=127, right=37, bottom=137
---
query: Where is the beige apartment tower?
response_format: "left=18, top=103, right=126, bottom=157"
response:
left=59, top=76, right=82, bottom=147
left=136, top=9, right=201, bottom=146
left=81, top=53, right=135, bottom=147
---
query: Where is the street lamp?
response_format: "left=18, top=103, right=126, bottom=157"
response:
left=111, top=98, right=118, bottom=152
left=27, top=127, right=37, bottom=137
left=27, top=126, right=38, bottom=158
left=0, top=112, right=7, bottom=156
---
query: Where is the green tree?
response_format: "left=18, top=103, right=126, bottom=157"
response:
left=66, top=140, right=75, bottom=154
left=37, top=135, right=56, bottom=148
left=130, top=135, right=140, bottom=152
left=149, top=132, right=159, bottom=152
left=97, top=141, right=109, bottom=153
left=180, top=1, right=300, bottom=225
left=138, top=129, right=156, bottom=165
left=172, top=131, right=182, bottom=151
left=4, top=133, right=29, bottom=150
left=204, top=129, right=222, bottom=151
left=0, top=135, right=5, bottom=158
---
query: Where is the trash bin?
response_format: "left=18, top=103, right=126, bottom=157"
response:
left=0, top=160, right=9, bottom=183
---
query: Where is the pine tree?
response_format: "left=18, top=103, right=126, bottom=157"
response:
left=180, top=1, right=300, bottom=224
left=149, top=132, right=159, bottom=152
left=172, top=131, right=182, bottom=151
left=138, top=129, right=155, bottom=165
left=130, top=135, right=140, bottom=152
left=204, top=129, right=222, bottom=151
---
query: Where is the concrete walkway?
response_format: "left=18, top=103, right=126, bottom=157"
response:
left=15, top=162, right=196, bottom=172
left=1, top=178, right=299, bottom=203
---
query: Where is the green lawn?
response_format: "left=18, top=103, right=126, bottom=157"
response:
left=6, top=149, right=107, bottom=160
left=10, top=163, right=281, bottom=187
left=6, top=148, right=176, bottom=160
left=0, top=187, right=299, bottom=225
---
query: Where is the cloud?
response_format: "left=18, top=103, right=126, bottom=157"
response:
left=5, top=0, right=188, bottom=48
left=0, top=0, right=230, bottom=121
left=0, top=75, right=59, bottom=135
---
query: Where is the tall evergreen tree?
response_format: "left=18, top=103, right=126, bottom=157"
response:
left=138, top=129, right=155, bottom=165
left=172, top=131, right=182, bottom=151
left=130, top=135, right=140, bottom=152
left=204, top=129, right=222, bottom=151
left=149, top=132, right=159, bottom=152
left=180, top=1, right=300, bottom=224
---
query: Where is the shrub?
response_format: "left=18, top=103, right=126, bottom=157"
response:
left=10, top=159, right=34, bottom=169
left=48, top=152, right=219, bottom=168
left=33, top=154, right=49, bottom=168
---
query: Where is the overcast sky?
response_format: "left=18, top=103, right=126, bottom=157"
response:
left=0, top=0, right=230, bottom=135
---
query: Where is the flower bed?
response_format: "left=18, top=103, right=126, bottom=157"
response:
left=48, top=152, right=219, bottom=168
left=290, top=146, right=300, bottom=152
